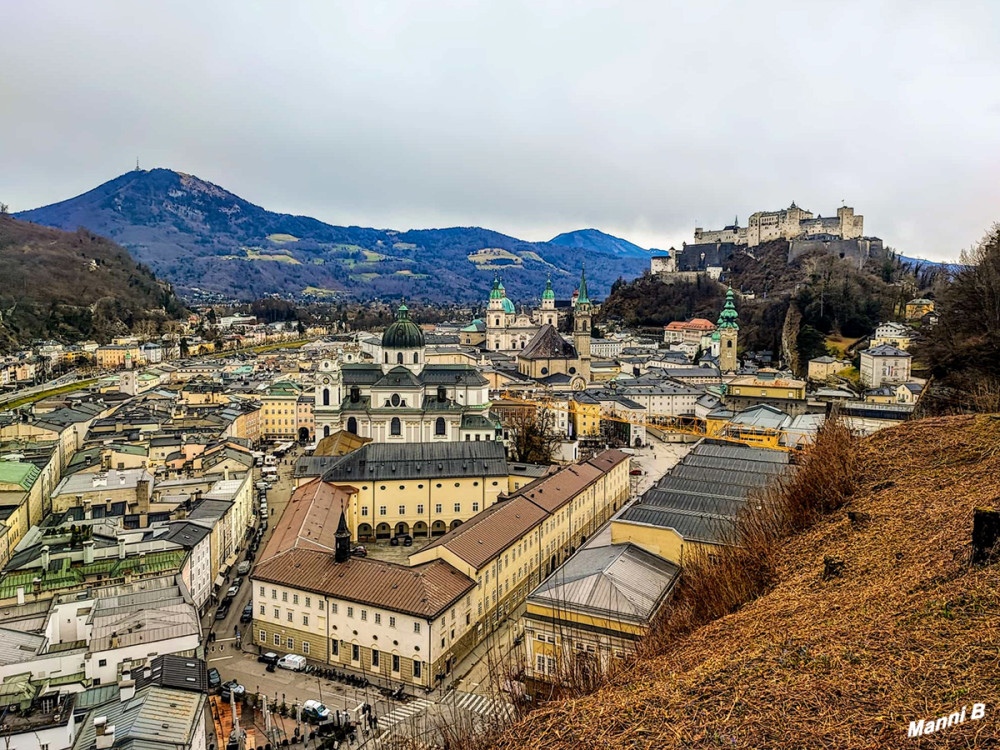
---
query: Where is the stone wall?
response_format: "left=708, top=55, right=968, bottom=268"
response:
left=787, top=237, right=884, bottom=269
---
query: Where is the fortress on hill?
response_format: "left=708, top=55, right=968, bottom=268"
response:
left=652, top=202, right=883, bottom=277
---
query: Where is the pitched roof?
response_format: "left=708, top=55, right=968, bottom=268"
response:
left=306, top=441, right=507, bottom=483
left=252, top=549, right=474, bottom=619
left=259, top=479, right=354, bottom=561
left=519, top=325, right=577, bottom=360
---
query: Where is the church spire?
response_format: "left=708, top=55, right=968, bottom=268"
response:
left=542, top=273, right=555, bottom=301
left=717, top=286, right=739, bottom=330
left=335, top=508, right=351, bottom=563
left=576, top=262, right=590, bottom=307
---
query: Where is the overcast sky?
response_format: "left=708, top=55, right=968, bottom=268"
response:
left=3, top=1, right=999, bottom=261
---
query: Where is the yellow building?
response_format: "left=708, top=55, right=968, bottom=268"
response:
left=904, top=298, right=934, bottom=321
left=570, top=396, right=602, bottom=437
left=295, top=441, right=509, bottom=541
left=727, top=369, right=806, bottom=400
left=261, top=381, right=306, bottom=441
left=96, top=344, right=140, bottom=370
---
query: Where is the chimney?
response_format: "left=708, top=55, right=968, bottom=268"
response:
left=136, top=479, right=150, bottom=511
left=32, top=577, right=41, bottom=595
left=40, top=545, right=51, bottom=572
left=83, top=540, right=95, bottom=565
left=143, top=665, right=152, bottom=680
left=118, top=537, right=126, bottom=560
left=119, top=674, right=135, bottom=702
left=83, top=498, right=93, bottom=520
left=94, top=717, right=115, bottom=750
left=16, top=587, right=24, bottom=606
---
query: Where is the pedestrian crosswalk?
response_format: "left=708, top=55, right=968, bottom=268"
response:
left=376, top=697, right=434, bottom=731
left=442, top=689, right=514, bottom=720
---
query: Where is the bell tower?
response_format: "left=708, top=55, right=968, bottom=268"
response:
left=539, top=274, right=556, bottom=326
left=335, top=509, right=351, bottom=563
left=573, top=264, right=592, bottom=380
left=717, top=286, right=740, bottom=373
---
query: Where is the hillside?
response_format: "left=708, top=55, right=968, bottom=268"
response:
left=0, top=215, right=186, bottom=351
left=16, top=169, right=648, bottom=303
left=548, top=228, right=650, bottom=259
left=492, top=415, right=1000, bottom=749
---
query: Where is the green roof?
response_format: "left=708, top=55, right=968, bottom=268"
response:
left=0, top=462, right=40, bottom=492
left=382, top=303, right=425, bottom=349
left=542, top=275, right=555, bottom=301
left=717, top=287, right=739, bottom=330
left=489, top=273, right=506, bottom=300
left=576, top=263, right=590, bottom=306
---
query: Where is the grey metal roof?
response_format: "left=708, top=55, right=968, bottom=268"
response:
left=315, top=440, right=508, bottom=483
left=694, top=440, right=790, bottom=464
left=72, top=685, right=205, bottom=750
left=671, top=464, right=773, bottom=488
left=528, top=543, right=680, bottom=624
left=619, top=505, right=738, bottom=544
left=682, top=453, right=789, bottom=476
left=640, top=488, right=747, bottom=518
left=654, top=475, right=749, bottom=499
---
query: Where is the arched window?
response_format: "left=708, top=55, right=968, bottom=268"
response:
left=397, top=352, right=403, bottom=364
left=495, top=317, right=500, bottom=326
left=323, top=425, right=330, bottom=438
left=727, top=340, right=733, bottom=348
left=383, top=352, right=388, bottom=363
left=347, top=416, right=358, bottom=434
left=322, top=388, right=330, bottom=406
left=413, top=352, right=419, bottom=364
left=435, top=417, right=446, bottom=436
left=390, top=417, right=401, bottom=436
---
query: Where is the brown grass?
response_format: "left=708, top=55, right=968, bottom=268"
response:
left=481, top=414, right=1000, bottom=749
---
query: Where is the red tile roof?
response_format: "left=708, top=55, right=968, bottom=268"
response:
left=259, top=479, right=356, bottom=562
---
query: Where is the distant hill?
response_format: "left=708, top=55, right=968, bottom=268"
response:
left=548, top=228, right=650, bottom=259
left=0, top=215, right=186, bottom=352
left=16, top=170, right=649, bottom=303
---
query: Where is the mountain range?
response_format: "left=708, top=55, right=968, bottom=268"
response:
left=16, top=169, right=651, bottom=304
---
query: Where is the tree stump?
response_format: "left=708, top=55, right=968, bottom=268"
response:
left=972, top=507, right=1000, bottom=564
left=823, top=555, right=845, bottom=580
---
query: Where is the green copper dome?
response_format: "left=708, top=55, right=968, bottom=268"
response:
left=717, top=287, right=739, bottom=330
left=500, top=298, right=515, bottom=314
left=382, top=303, right=425, bottom=348
left=489, top=273, right=506, bottom=300
left=542, top=275, right=555, bottom=301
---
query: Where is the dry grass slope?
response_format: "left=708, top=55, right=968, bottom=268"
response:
left=491, top=415, right=1000, bottom=749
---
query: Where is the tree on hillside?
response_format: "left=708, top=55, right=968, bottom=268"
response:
left=916, top=223, right=1000, bottom=411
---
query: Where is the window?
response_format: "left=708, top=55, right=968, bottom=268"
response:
left=413, top=622, right=420, bottom=634
left=303, top=615, right=309, bottom=626
left=371, top=649, right=380, bottom=668
left=98, top=659, right=107, bottom=667
left=435, top=417, right=446, bottom=435
left=260, top=629, right=266, bottom=642
left=274, top=634, right=281, bottom=646
left=390, top=417, right=401, bottom=436
left=379, top=506, right=387, bottom=516
left=361, top=610, right=368, bottom=621
left=352, top=644, right=360, bottom=661
left=274, top=608, right=280, bottom=619
left=435, top=504, right=442, bottom=513
left=417, top=504, right=424, bottom=514
left=287, top=637, right=294, bottom=649
left=287, top=612, right=293, bottom=622
left=302, top=641, right=310, bottom=655
left=348, top=606, right=354, bottom=618
left=361, top=506, right=368, bottom=516
left=392, top=654, right=400, bottom=672
left=260, top=604, right=265, bottom=615
left=305, top=597, right=311, bottom=607
left=454, top=502, right=461, bottom=512
left=271, top=588, right=277, bottom=599
left=472, top=502, right=479, bottom=512
left=332, top=640, right=339, bottom=656
left=331, top=603, right=338, bottom=614
left=413, top=661, right=422, bottom=679
left=282, top=591, right=288, bottom=602
left=259, top=586, right=265, bottom=596
left=397, top=352, right=404, bottom=364
left=293, top=594, right=299, bottom=605
left=375, top=613, right=381, bottom=625
left=398, top=505, right=405, bottom=515
left=391, top=393, right=401, bottom=407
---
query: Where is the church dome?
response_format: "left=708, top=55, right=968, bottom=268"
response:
left=542, top=275, right=555, bottom=301
left=500, top=298, right=515, bottom=314
left=382, top=304, right=425, bottom=348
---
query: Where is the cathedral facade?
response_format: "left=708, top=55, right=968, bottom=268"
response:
left=484, top=274, right=558, bottom=352
left=314, top=304, right=498, bottom=443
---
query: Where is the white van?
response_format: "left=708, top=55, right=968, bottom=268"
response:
left=277, top=653, right=307, bottom=672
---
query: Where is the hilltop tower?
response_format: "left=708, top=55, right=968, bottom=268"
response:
left=573, top=264, right=592, bottom=381
left=717, top=286, right=740, bottom=373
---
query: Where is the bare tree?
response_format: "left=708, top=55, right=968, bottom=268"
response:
left=506, top=406, right=562, bottom=464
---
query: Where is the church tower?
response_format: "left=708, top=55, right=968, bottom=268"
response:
left=485, top=273, right=515, bottom=350
left=573, top=264, right=592, bottom=380
left=539, top=274, right=556, bottom=326
left=315, top=357, right=343, bottom=440
left=717, top=286, right=740, bottom=373
left=334, top=509, right=351, bottom=562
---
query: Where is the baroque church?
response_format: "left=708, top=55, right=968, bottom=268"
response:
left=484, top=274, right=559, bottom=351
left=314, top=305, right=498, bottom=443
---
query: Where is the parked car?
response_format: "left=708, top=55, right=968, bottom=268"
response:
left=351, top=545, right=367, bottom=558
left=237, top=561, right=252, bottom=576
left=215, top=603, right=230, bottom=621
left=226, top=584, right=240, bottom=599
left=258, top=651, right=279, bottom=666
left=301, top=700, right=331, bottom=724
left=277, top=653, right=307, bottom=672
left=221, top=680, right=245, bottom=703
left=207, top=668, right=222, bottom=693
left=240, top=602, right=254, bottom=623
left=629, top=468, right=643, bottom=476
